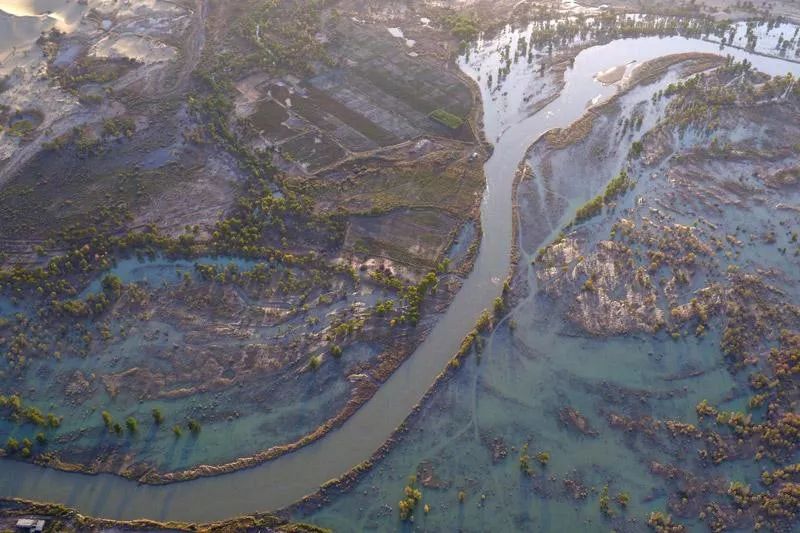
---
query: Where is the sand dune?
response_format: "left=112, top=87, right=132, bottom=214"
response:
left=0, top=0, right=90, bottom=61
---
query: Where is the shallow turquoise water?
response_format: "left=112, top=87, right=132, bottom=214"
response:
left=302, top=28, right=800, bottom=532
left=0, top=23, right=799, bottom=525
left=1, top=254, right=365, bottom=475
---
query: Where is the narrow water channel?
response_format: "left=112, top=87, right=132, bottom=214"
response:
left=1, top=34, right=798, bottom=522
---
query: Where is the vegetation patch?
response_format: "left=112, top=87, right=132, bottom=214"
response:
left=429, top=109, right=465, bottom=130
left=571, top=170, right=634, bottom=225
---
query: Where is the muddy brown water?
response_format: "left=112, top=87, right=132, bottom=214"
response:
left=1, top=35, right=799, bottom=522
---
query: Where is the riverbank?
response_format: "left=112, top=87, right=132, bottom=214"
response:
left=3, top=6, right=800, bottom=525
left=0, top=0, right=490, bottom=483
left=280, top=44, right=729, bottom=526
left=0, top=498, right=328, bottom=533
left=296, top=27, right=800, bottom=531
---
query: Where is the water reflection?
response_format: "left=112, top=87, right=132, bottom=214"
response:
left=1, top=23, right=799, bottom=525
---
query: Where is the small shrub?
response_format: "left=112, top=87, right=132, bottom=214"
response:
left=493, top=296, right=505, bottom=316
left=8, top=119, right=35, bottom=137
left=536, top=451, right=550, bottom=465
left=5, top=437, right=19, bottom=453
left=599, top=485, right=612, bottom=516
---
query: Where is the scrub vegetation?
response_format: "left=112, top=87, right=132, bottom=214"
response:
left=3, top=0, right=800, bottom=531
left=0, top=0, right=484, bottom=480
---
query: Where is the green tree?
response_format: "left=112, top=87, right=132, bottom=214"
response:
left=616, top=491, right=630, bottom=507
left=101, top=274, right=123, bottom=297
left=536, top=451, right=550, bottom=465
left=46, top=413, right=60, bottom=428
left=599, top=485, right=612, bottom=516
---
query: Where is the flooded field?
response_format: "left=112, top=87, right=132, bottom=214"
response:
left=1, top=0, right=488, bottom=492
left=1, top=2, right=800, bottom=531
left=303, top=24, right=800, bottom=533
left=1, top=11, right=798, bottom=526
left=1, top=253, right=379, bottom=476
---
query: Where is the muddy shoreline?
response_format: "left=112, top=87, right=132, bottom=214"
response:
left=0, top=35, right=492, bottom=484
left=9, top=217, right=485, bottom=485
left=4, top=3, right=800, bottom=527
left=0, top=24, right=726, bottom=494
left=276, top=48, right=749, bottom=524
left=279, top=108, right=531, bottom=523
left=0, top=498, right=327, bottom=533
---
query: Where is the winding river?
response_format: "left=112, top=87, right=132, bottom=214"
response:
left=1, top=33, right=799, bottom=522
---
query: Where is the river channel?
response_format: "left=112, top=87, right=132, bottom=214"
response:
left=1, top=30, right=799, bottom=522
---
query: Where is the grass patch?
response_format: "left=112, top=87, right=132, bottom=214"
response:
left=429, top=109, right=464, bottom=130
left=574, top=195, right=604, bottom=223
left=7, top=119, right=36, bottom=137
left=308, top=152, right=483, bottom=215
left=573, top=170, right=634, bottom=225
left=544, top=112, right=595, bottom=149
left=346, top=208, right=460, bottom=268
left=602, top=170, right=633, bottom=202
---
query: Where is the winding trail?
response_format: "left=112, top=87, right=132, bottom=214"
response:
left=117, top=0, right=207, bottom=98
